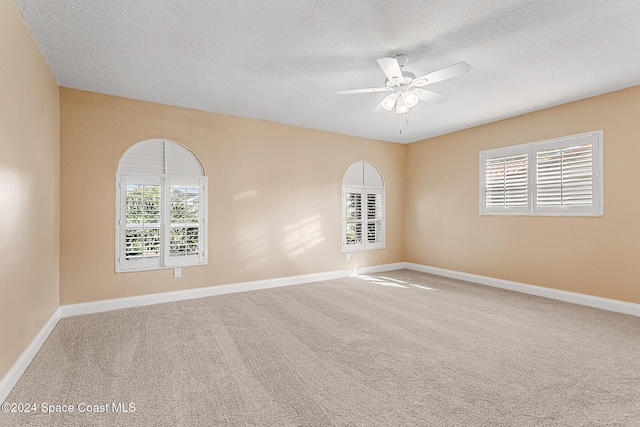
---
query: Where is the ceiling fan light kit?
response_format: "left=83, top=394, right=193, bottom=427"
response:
left=380, top=93, right=399, bottom=111
left=401, top=90, right=419, bottom=108
left=395, top=96, right=409, bottom=114
left=337, top=54, right=470, bottom=115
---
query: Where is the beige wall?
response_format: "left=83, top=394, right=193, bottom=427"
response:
left=59, top=88, right=405, bottom=304
left=406, top=86, right=640, bottom=304
left=0, top=0, right=60, bottom=378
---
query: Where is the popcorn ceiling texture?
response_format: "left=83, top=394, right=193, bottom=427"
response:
left=16, top=0, right=640, bottom=143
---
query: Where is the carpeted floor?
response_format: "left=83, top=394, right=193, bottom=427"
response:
left=2, top=269, right=640, bottom=426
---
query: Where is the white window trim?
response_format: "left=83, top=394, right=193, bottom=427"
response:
left=342, top=161, right=386, bottom=252
left=164, top=176, right=208, bottom=268
left=342, top=187, right=386, bottom=252
left=116, top=175, right=208, bottom=272
left=115, top=139, right=208, bottom=273
left=480, top=145, right=531, bottom=216
left=480, top=130, right=603, bottom=217
left=117, top=175, right=163, bottom=272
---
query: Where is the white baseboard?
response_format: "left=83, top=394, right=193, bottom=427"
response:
left=404, top=262, right=640, bottom=317
left=353, top=262, right=406, bottom=275
left=60, top=262, right=406, bottom=318
left=3, top=261, right=638, bottom=402
left=0, top=307, right=61, bottom=403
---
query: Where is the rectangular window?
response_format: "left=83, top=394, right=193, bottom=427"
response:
left=366, top=190, right=384, bottom=247
left=535, top=141, right=595, bottom=215
left=343, top=188, right=384, bottom=251
left=117, top=176, right=206, bottom=272
left=344, top=191, right=363, bottom=246
left=480, top=130, right=603, bottom=216
left=484, top=152, right=529, bottom=213
left=166, top=181, right=204, bottom=267
left=121, top=177, right=163, bottom=271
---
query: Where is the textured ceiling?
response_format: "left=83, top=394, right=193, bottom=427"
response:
left=15, top=0, right=640, bottom=143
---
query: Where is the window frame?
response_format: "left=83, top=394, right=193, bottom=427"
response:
left=165, top=176, right=207, bottom=268
left=119, top=175, right=164, bottom=271
left=479, top=130, right=603, bottom=217
left=342, top=161, right=386, bottom=252
left=116, top=140, right=208, bottom=273
left=480, top=145, right=531, bottom=216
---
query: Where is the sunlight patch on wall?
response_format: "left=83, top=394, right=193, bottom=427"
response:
left=237, top=220, right=269, bottom=270
left=283, top=215, right=325, bottom=258
left=233, top=189, right=259, bottom=202
left=0, top=168, right=26, bottom=235
left=0, top=168, right=28, bottom=265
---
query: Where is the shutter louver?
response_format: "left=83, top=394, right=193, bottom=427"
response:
left=166, top=142, right=205, bottom=176
left=343, top=163, right=365, bottom=187
left=169, top=185, right=201, bottom=257
left=343, top=161, right=385, bottom=188
left=125, top=183, right=161, bottom=261
left=118, top=140, right=165, bottom=175
left=344, top=192, right=363, bottom=247
left=364, top=162, right=384, bottom=187
left=537, top=143, right=593, bottom=207
left=484, top=153, right=528, bottom=208
left=118, top=139, right=205, bottom=177
left=366, top=191, right=384, bottom=247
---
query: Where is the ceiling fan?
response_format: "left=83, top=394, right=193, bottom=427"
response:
left=336, top=54, right=470, bottom=114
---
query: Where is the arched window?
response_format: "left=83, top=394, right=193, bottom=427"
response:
left=116, top=139, right=207, bottom=272
left=342, top=161, right=385, bottom=252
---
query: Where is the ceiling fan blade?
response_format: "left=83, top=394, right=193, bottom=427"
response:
left=414, top=88, right=448, bottom=104
left=376, top=57, right=404, bottom=84
left=336, top=87, right=392, bottom=95
left=411, top=62, right=470, bottom=87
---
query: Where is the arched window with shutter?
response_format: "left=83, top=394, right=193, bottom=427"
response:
left=342, top=161, right=385, bottom=252
left=116, top=139, right=207, bottom=272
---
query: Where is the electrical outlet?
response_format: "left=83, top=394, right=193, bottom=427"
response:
left=345, top=253, right=350, bottom=261
left=174, top=267, right=182, bottom=278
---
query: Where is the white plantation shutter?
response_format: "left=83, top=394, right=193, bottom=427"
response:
left=364, top=162, right=384, bottom=187
left=343, top=161, right=385, bottom=187
left=484, top=153, right=528, bottom=209
left=117, top=139, right=207, bottom=272
left=165, top=178, right=206, bottom=267
left=343, top=164, right=365, bottom=187
left=118, top=139, right=204, bottom=176
left=166, top=142, right=205, bottom=176
left=365, top=189, right=384, bottom=250
left=480, top=131, right=602, bottom=216
left=117, top=140, right=165, bottom=175
left=342, top=161, right=385, bottom=251
left=121, top=176, right=162, bottom=270
left=480, top=146, right=530, bottom=215
left=344, top=190, right=363, bottom=249
left=535, top=133, right=600, bottom=215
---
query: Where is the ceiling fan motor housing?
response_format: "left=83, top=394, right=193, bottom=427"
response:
left=385, top=71, right=416, bottom=88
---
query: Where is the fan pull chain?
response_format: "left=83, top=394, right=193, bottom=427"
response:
left=399, top=111, right=410, bottom=134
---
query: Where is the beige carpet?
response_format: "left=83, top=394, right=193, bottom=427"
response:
left=2, top=270, right=640, bottom=426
